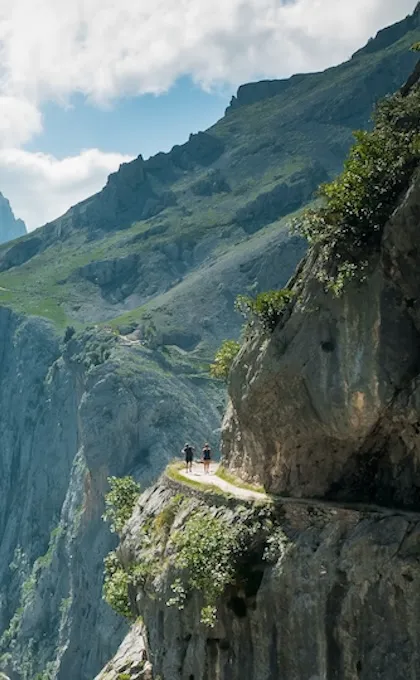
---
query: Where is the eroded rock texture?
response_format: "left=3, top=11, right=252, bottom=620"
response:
left=98, top=482, right=420, bottom=680
left=0, top=317, right=220, bottom=680
left=223, top=173, right=420, bottom=508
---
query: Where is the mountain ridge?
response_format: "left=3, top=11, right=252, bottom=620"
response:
left=0, top=8, right=419, bottom=679
left=0, top=4, right=418, bottom=355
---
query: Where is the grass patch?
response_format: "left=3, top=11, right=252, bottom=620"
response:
left=216, top=466, right=266, bottom=494
left=165, top=462, right=233, bottom=498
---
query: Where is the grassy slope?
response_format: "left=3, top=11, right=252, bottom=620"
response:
left=0, top=8, right=418, bottom=345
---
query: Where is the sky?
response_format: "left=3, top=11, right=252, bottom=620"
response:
left=0, top=0, right=416, bottom=231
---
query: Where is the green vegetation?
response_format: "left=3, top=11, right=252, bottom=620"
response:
left=166, top=461, right=233, bottom=497
left=0, top=12, right=416, bottom=333
left=235, top=289, right=294, bottom=332
left=210, top=340, right=241, bottom=380
left=168, top=509, right=243, bottom=626
left=103, top=551, right=133, bottom=620
left=216, top=466, right=265, bottom=494
left=294, top=83, right=420, bottom=295
left=412, top=42, right=420, bottom=51
left=102, top=476, right=141, bottom=535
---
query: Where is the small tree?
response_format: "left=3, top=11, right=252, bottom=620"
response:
left=411, top=42, right=420, bottom=52
left=102, top=476, right=141, bottom=535
left=235, top=289, right=294, bottom=332
left=210, top=340, right=241, bottom=381
left=103, top=551, right=133, bottom=619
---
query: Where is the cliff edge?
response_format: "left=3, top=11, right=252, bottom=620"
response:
left=223, top=153, right=420, bottom=510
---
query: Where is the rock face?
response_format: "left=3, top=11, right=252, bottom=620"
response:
left=95, top=622, right=152, bottom=680
left=97, top=481, right=420, bottom=680
left=222, top=171, right=420, bottom=509
left=0, top=194, right=26, bottom=244
left=0, top=316, right=222, bottom=680
left=1, top=8, right=420, bottom=679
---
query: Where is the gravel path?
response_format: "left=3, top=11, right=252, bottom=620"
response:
left=177, top=462, right=267, bottom=501
left=175, top=462, right=420, bottom=520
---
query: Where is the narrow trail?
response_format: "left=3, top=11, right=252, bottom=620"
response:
left=177, top=462, right=266, bottom=501
left=175, top=462, right=420, bottom=522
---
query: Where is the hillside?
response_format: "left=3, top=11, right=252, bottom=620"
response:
left=0, top=4, right=418, bottom=353
left=94, top=37, right=420, bottom=680
left=0, top=6, right=419, bottom=680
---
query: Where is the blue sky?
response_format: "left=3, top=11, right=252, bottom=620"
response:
left=0, top=0, right=416, bottom=230
left=25, top=78, right=230, bottom=160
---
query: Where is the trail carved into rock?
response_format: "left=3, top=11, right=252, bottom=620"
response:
left=175, top=462, right=420, bottom=521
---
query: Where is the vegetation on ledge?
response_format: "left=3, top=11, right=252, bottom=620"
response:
left=210, top=340, right=241, bottom=381
left=235, top=289, right=294, bottom=332
left=294, top=77, right=420, bottom=295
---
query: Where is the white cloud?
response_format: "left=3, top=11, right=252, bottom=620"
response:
left=0, top=149, right=132, bottom=229
left=0, top=0, right=416, bottom=230
left=0, top=0, right=415, bottom=106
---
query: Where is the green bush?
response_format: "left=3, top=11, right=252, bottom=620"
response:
left=210, top=340, right=241, bottom=381
left=294, top=83, right=420, bottom=295
left=168, top=510, right=243, bottom=626
left=103, top=551, right=133, bottom=620
left=103, top=476, right=141, bottom=535
left=235, top=289, right=294, bottom=332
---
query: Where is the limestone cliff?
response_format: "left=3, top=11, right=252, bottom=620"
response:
left=222, top=170, right=420, bottom=509
left=0, top=316, right=221, bottom=680
left=0, top=194, right=26, bottom=245
left=94, top=478, right=420, bottom=680
left=94, top=70, right=420, bottom=680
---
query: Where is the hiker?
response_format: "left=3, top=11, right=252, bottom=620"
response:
left=182, top=442, right=194, bottom=472
left=202, top=442, right=212, bottom=474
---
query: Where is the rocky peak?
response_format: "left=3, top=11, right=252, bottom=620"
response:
left=0, top=193, right=26, bottom=245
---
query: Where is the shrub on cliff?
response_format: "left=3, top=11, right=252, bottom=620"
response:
left=294, top=82, right=420, bottom=295
left=235, top=289, right=294, bottom=332
left=210, top=340, right=241, bottom=381
left=167, top=510, right=243, bottom=626
left=102, top=476, right=141, bottom=535
left=103, top=551, right=133, bottom=619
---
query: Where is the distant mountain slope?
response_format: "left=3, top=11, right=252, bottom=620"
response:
left=0, top=4, right=418, bottom=353
left=0, top=8, right=419, bottom=680
left=0, top=193, right=26, bottom=245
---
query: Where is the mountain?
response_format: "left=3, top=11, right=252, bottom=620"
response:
left=0, top=193, right=26, bottom=245
left=94, top=38, right=420, bottom=680
left=0, top=6, right=418, bottom=680
left=0, top=4, right=418, bottom=350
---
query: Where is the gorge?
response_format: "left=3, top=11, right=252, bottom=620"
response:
left=0, top=5, right=418, bottom=679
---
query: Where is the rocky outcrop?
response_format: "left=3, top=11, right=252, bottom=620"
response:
left=0, top=316, right=221, bottom=680
left=222, top=171, right=420, bottom=508
left=235, top=164, right=327, bottom=234
left=95, top=622, right=152, bottom=680
left=96, top=480, right=420, bottom=680
left=0, top=194, right=26, bottom=245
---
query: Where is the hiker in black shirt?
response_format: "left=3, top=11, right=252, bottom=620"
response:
left=182, top=442, right=194, bottom=472
left=202, top=443, right=212, bottom=474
